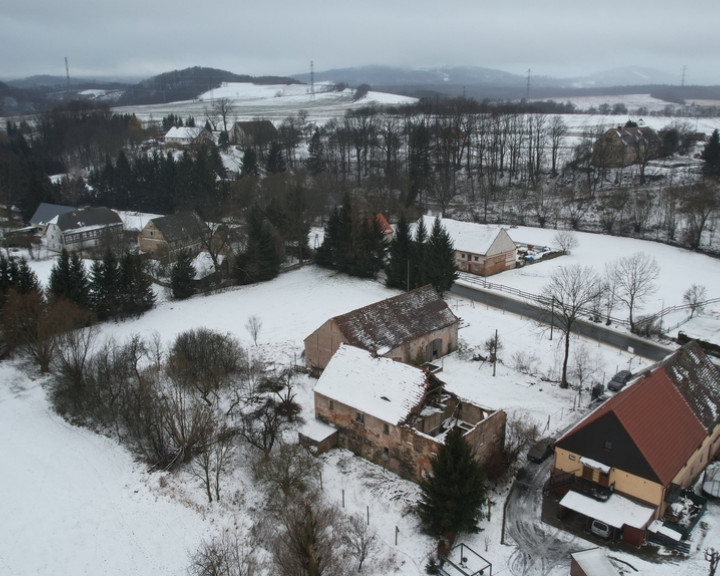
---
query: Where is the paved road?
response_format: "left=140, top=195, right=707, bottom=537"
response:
left=450, top=283, right=675, bottom=362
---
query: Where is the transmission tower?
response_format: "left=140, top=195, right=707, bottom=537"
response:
left=526, top=68, right=532, bottom=100
left=65, top=57, right=70, bottom=90
left=681, top=65, right=687, bottom=87
left=310, top=60, right=315, bottom=99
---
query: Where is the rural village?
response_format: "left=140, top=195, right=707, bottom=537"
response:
left=2, top=74, right=720, bottom=576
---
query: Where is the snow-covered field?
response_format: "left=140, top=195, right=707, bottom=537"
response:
left=3, top=225, right=720, bottom=575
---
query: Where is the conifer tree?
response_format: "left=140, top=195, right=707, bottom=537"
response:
left=265, top=141, right=286, bottom=174
left=702, top=129, right=720, bottom=175
left=417, top=427, right=486, bottom=540
left=170, top=251, right=197, bottom=300
left=119, top=252, right=155, bottom=317
left=89, top=249, right=120, bottom=320
left=411, top=216, right=429, bottom=288
left=241, top=148, right=259, bottom=178
left=49, top=250, right=89, bottom=308
left=385, top=213, right=412, bottom=290
left=235, top=205, right=282, bottom=284
left=426, top=216, right=458, bottom=295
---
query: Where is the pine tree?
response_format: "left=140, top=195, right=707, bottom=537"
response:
left=89, top=249, right=120, bottom=320
left=49, top=250, right=89, bottom=308
left=235, top=205, right=282, bottom=285
left=702, top=129, right=720, bottom=175
left=411, top=216, right=429, bottom=288
left=385, top=213, right=412, bottom=290
left=241, top=148, right=259, bottom=178
left=426, top=216, right=458, bottom=295
left=349, top=215, right=385, bottom=278
left=265, top=141, right=286, bottom=174
left=119, top=252, right=155, bottom=317
left=417, top=427, right=486, bottom=539
left=306, top=128, right=326, bottom=175
left=170, top=251, right=197, bottom=299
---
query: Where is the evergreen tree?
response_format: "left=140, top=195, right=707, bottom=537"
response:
left=417, top=427, right=486, bottom=539
left=702, top=129, right=720, bottom=175
left=119, top=252, right=156, bottom=317
left=265, top=141, right=286, bottom=174
left=48, top=249, right=73, bottom=302
left=385, top=213, right=412, bottom=290
left=241, top=148, right=259, bottom=178
left=235, top=205, right=282, bottom=284
left=170, top=251, right=197, bottom=300
left=426, top=216, right=458, bottom=295
left=89, top=249, right=121, bottom=320
left=349, top=215, right=385, bottom=278
left=411, top=216, right=429, bottom=288
left=306, top=128, right=326, bottom=175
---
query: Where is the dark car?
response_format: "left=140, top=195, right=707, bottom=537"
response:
left=607, top=370, right=633, bottom=392
left=527, top=437, right=554, bottom=463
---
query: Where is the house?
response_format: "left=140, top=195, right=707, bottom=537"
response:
left=29, top=203, right=75, bottom=233
left=231, top=120, right=278, bottom=153
left=164, top=126, right=212, bottom=147
left=570, top=548, right=621, bottom=576
left=420, top=216, right=517, bottom=277
left=592, top=125, right=662, bottom=168
left=375, top=213, right=394, bottom=242
left=303, top=284, right=459, bottom=375
left=312, top=344, right=506, bottom=482
left=137, top=211, right=205, bottom=259
left=551, top=341, right=720, bottom=545
left=45, top=207, right=123, bottom=253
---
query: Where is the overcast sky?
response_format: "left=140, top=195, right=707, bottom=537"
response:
left=1, top=0, right=718, bottom=84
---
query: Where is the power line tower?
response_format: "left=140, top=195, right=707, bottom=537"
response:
left=681, top=65, right=687, bottom=87
left=526, top=68, right=532, bottom=100
left=65, top=57, right=70, bottom=90
left=310, top=60, right=315, bottom=99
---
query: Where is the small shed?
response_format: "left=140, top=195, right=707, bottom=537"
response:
left=570, top=548, right=621, bottom=576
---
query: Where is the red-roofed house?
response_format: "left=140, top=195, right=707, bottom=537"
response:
left=551, top=341, right=720, bottom=544
left=303, top=285, right=459, bottom=375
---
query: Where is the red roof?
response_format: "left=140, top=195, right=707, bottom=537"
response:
left=558, top=369, right=706, bottom=486
left=375, top=213, right=393, bottom=235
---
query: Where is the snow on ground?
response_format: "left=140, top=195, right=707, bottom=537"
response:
left=7, top=231, right=720, bottom=575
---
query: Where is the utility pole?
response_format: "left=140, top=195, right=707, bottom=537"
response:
left=681, top=65, right=687, bottom=87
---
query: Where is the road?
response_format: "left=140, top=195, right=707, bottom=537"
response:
left=450, top=283, right=675, bottom=362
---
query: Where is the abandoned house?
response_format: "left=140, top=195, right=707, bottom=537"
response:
left=303, top=284, right=459, bottom=375
left=550, top=341, right=720, bottom=546
left=592, top=124, right=662, bottom=168
left=311, top=344, right=507, bottom=482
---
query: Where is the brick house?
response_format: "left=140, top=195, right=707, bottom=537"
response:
left=45, top=207, right=123, bottom=253
left=304, top=285, right=459, bottom=375
left=419, top=216, right=516, bottom=277
left=313, top=344, right=507, bottom=482
left=551, top=341, right=720, bottom=545
left=137, top=211, right=205, bottom=259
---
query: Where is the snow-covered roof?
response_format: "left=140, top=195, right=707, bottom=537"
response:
left=579, top=456, right=611, bottom=475
left=298, top=418, right=337, bottom=443
left=30, top=203, right=75, bottom=226
left=314, top=344, right=429, bottom=425
left=559, top=490, right=655, bottom=530
left=50, top=207, right=123, bottom=232
left=570, top=548, right=621, bottom=576
left=164, top=126, right=204, bottom=140
left=419, top=216, right=512, bottom=255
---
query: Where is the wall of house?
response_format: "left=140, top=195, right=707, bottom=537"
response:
left=315, top=392, right=506, bottom=482
left=304, top=319, right=347, bottom=375
left=553, top=447, right=664, bottom=509
left=673, top=423, right=720, bottom=490
left=386, top=324, right=458, bottom=364
left=138, top=221, right=167, bottom=255
left=455, top=249, right=515, bottom=277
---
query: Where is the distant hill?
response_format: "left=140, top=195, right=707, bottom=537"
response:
left=117, top=66, right=301, bottom=106
left=291, top=64, right=720, bottom=101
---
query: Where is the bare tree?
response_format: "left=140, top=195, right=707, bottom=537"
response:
left=342, top=514, right=377, bottom=572
left=683, top=284, right=708, bottom=318
left=706, top=548, right=720, bottom=576
left=609, top=252, right=659, bottom=331
left=542, top=265, right=603, bottom=388
left=253, top=442, right=320, bottom=504
left=553, top=230, right=578, bottom=255
left=188, top=528, right=259, bottom=576
left=271, top=494, right=343, bottom=576
left=210, top=97, right=234, bottom=137
left=681, top=180, right=720, bottom=249
left=548, top=116, right=567, bottom=176
left=246, top=315, right=262, bottom=346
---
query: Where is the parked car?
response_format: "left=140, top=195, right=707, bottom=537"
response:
left=590, top=519, right=612, bottom=539
left=607, top=370, right=633, bottom=392
left=527, top=436, right=554, bottom=463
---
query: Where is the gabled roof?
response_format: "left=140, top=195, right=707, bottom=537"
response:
left=606, top=125, right=660, bottom=148
left=30, top=203, right=75, bottom=226
left=331, top=285, right=459, bottom=355
left=556, top=342, right=715, bottom=486
left=164, top=126, right=206, bottom=141
left=232, top=120, right=277, bottom=136
left=314, top=344, right=431, bottom=425
left=150, top=211, right=204, bottom=244
left=419, top=216, right=514, bottom=256
left=52, top=207, right=122, bottom=232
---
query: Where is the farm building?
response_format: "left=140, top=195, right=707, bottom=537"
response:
left=45, top=207, right=123, bottom=253
left=304, top=284, right=459, bottom=375
left=592, top=124, right=661, bottom=168
left=138, top=211, right=205, bottom=259
left=312, top=344, right=506, bottom=482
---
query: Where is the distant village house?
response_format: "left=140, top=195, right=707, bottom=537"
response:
left=45, top=207, right=123, bottom=253
left=138, top=211, right=205, bottom=259
left=592, top=124, right=661, bottom=168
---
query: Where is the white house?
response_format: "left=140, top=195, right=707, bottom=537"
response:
left=45, top=207, right=123, bottom=253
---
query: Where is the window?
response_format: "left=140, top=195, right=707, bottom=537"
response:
left=604, top=440, right=612, bottom=451
left=383, top=423, right=389, bottom=435
left=355, top=412, right=364, bottom=423
left=569, top=454, right=576, bottom=461
left=328, top=400, right=334, bottom=410
left=460, top=253, right=466, bottom=259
